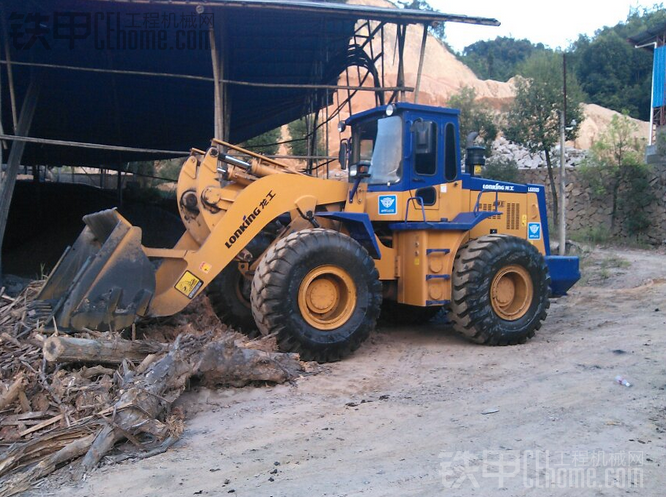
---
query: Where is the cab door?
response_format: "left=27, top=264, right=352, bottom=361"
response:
left=408, top=119, right=441, bottom=217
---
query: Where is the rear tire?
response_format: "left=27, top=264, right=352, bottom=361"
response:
left=450, top=235, right=550, bottom=345
left=251, top=229, right=382, bottom=362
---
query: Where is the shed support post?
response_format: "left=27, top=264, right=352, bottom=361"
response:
left=210, top=18, right=228, bottom=142
left=396, top=24, right=407, bottom=102
left=0, top=77, right=40, bottom=278
left=414, top=24, right=428, bottom=104
left=1, top=8, right=18, bottom=132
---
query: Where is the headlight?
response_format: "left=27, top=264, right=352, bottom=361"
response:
left=338, top=121, right=347, bottom=132
left=386, top=104, right=395, bottom=116
left=349, top=164, right=358, bottom=177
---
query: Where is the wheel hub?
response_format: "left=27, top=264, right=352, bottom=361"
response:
left=298, top=265, right=357, bottom=330
left=490, top=265, right=533, bottom=321
left=306, top=278, right=337, bottom=313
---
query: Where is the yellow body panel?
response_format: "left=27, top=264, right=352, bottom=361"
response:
left=152, top=147, right=549, bottom=313
left=149, top=151, right=348, bottom=316
left=396, top=230, right=468, bottom=306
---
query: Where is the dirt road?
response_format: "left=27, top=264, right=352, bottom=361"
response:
left=31, top=247, right=666, bottom=496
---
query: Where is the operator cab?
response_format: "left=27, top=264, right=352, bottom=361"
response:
left=339, top=103, right=461, bottom=193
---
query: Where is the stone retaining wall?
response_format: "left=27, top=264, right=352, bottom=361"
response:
left=517, top=167, right=666, bottom=245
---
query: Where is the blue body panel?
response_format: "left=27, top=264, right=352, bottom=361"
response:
left=340, top=102, right=580, bottom=298
left=315, top=211, right=381, bottom=259
left=388, top=211, right=498, bottom=231
left=545, top=256, right=580, bottom=296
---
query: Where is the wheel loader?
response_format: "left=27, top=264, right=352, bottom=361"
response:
left=33, top=103, right=580, bottom=362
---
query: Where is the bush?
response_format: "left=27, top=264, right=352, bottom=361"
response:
left=240, top=128, right=281, bottom=156
left=482, top=157, right=520, bottom=183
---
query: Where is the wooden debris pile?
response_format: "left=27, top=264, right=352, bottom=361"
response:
left=0, top=282, right=309, bottom=496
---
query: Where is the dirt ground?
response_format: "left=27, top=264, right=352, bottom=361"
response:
left=26, top=246, right=666, bottom=496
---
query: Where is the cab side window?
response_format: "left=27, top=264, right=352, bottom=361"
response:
left=444, top=123, right=458, bottom=181
left=413, top=120, right=437, bottom=176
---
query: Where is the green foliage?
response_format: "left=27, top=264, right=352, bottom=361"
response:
left=569, top=226, right=611, bottom=245
left=127, top=161, right=155, bottom=178
left=504, top=52, right=584, bottom=222
left=240, top=128, right=282, bottom=156
left=482, top=157, right=520, bottom=183
left=505, top=52, right=584, bottom=155
left=447, top=86, right=498, bottom=154
left=619, top=163, right=654, bottom=236
left=396, top=1, right=446, bottom=42
left=570, top=5, right=666, bottom=120
left=158, top=158, right=185, bottom=181
left=288, top=119, right=308, bottom=157
left=578, top=163, right=607, bottom=199
left=458, top=37, right=549, bottom=82
left=581, top=114, right=653, bottom=238
left=657, top=131, right=666, bottom=158
left=453, top=6, right=664, bottom=120
left=288, top=118, right=325, bottom=157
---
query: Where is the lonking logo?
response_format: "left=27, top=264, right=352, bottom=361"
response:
left=482, top=183, right=515, bottom=192
left=225, top=190, right=275, bottom=248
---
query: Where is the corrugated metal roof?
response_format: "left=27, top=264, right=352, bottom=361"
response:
left=627, top=20, right=666, bottom=49
left=91, top=0, right=500, bottom=27
left=1, top=0, right=498, bottom=167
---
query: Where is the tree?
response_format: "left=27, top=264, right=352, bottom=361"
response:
left=504, top=52, right=584, bottom=225
left=483, top=157, right=520, bottom=183
left=288, top=117, right=325, bottom=158
left=240, top=128, right=282, bottom=156
left=458, top=37, right=550, bottom=82
left=396, top=1, right=446, bottom=43
left=580, top=114, right=652, bottom=236
left=571, top=5, right=666, bottom=121
left=447, top=86, right=498, bottom=154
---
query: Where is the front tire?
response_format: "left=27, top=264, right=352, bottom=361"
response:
left=450, top=235, right=550, bottom=345
left=207, top=234, right=271, bottom=338
left=250, top=229, right=382, bottom=362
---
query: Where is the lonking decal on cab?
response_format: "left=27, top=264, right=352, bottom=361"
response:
left=482, top=183, right=515, bottom=192
left=225, top=190, right=276, bottom=248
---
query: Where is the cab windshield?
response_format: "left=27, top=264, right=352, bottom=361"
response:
left=351, top=115, right=402, bottom=184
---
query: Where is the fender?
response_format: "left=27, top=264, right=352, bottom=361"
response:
left=315, top=211, right=381, bottom=259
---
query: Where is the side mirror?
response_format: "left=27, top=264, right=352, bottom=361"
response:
left=339, top=139, right=349, bottom=170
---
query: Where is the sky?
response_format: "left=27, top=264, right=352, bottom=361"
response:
left=436, top=0, right=661, bottom=53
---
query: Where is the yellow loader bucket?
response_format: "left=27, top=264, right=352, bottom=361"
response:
left=33, top=209, right=155, bottom=332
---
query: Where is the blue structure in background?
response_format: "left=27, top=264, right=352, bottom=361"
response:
left=654, top=46, right=666, bottom=109
left=629, top=21, right=666, bottom=166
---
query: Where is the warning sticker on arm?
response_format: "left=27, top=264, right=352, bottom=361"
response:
left=175, top=271, right=203, bottom=299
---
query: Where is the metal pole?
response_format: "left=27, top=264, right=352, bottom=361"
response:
left=0, top=8, right=18, bottom=132
left=414, top=24, right=428, bottom=104
left=559, top=110, right=566, bottom=256
left=559, top=53, right=568, bottom=256
left=0, top=76, right=40, bottom=277
left=396, top=25, right=407, bottom=102
left=210, top=24, right=224, bottom=140
left=0, top=134, right=188, bottom=155
left=117, top=165, right=124, bottom=207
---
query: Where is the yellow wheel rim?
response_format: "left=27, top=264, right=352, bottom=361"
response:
left=298, top=265, right=357, bottom=330
left=490, top=265, right=533, bottom=321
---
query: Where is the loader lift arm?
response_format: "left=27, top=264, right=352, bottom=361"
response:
left=35, top=142, right=349, bottom=332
